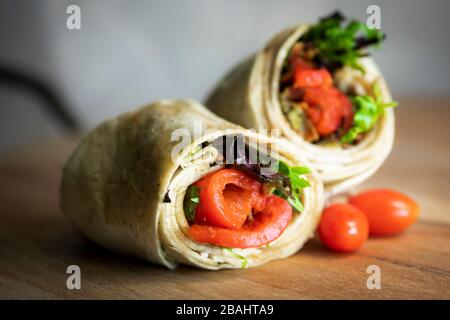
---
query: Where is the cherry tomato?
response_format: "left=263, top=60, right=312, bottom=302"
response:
left=318, top=203, right=369, bottom=253
left=349, top=189, right=419, bottom=236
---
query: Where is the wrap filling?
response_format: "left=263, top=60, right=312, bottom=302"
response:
left=279, top=11, right=397, bottom=145
left=183, top=135, right=311, bottom=248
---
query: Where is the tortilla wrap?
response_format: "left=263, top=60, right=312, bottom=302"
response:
left=60, top=100, right=324, bottom=270
left=206, top=24, right=395, bottom=197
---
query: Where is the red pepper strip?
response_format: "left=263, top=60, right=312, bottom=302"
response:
left=290, top=56, right=314, bottom=70
left=193, top=169, right=262, bottom=230
left=281, top=57, right=314, bottom=86
left=304, top=87, right=353, bottom=136
left=189, top=195, right=292, bottom=248
left=338, top=91, right=354, bottom=132
left=294, top=68, right=333, bottom=88
left=291, top=64, right=354, bottom=137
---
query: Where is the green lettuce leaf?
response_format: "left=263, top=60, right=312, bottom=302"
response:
left=183, top=185, right=199, bottom=223
left=300, top=11, right=385, bottom=72
left=341, top=83, right=398, bottom=144
left=272, top=161, right=311, bottom=212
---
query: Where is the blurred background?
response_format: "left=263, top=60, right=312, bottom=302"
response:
left=0, top=0, right=449, bottom=151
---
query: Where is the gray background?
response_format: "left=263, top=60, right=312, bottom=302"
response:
left=0, top=0, right=449, bottom=150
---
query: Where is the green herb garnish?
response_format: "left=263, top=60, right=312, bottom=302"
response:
left=272, top=161, right=311, bottom=212
left=225, top=248, right=248, bottom=269
left=183, top=185, right=200, bottom=223
left=341, top=83, right=397, bottom=144
left=300, top=11, right=385, bottom=72
left=208, top=134, right=311, bottom=213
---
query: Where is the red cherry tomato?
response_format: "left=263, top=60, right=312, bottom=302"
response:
left=318, top=203, right=369, bottom=253
left=349, top=189, right=419, bottom=236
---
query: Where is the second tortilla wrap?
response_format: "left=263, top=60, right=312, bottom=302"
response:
left=206, top=24, right=395, bottom=197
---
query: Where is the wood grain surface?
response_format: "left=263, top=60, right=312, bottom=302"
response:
left=0, top=99, right=449, bottom=299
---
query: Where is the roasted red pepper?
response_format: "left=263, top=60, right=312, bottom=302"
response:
left=189, top=169, right=292, bottom=248
left=193, top=169, right=263, bottom=229
left=291, top=59, right=354, bottom=137
left=294, top=68, right=333, bottom=88
left=304, top=87, right=353, bottom=136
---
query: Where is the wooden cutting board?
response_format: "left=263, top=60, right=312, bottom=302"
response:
left=0, top=100, right=449, bottom=299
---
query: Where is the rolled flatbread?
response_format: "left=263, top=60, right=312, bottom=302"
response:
left=60, top=100, right=324, bottom=270
left=206, top=24, right=395, bottom=197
